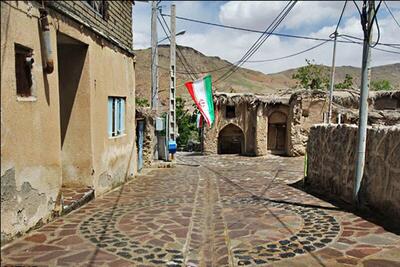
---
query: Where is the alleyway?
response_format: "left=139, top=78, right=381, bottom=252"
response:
left=1, top=154, right=400, bottom=267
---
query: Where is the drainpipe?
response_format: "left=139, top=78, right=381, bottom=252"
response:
left=39, top=7, right=54, bottom=74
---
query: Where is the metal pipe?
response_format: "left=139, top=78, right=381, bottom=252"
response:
left=39, top=7, right=54, bottom=74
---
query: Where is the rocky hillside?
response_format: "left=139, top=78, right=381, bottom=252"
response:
left=134, top=45, right=400, bottom=109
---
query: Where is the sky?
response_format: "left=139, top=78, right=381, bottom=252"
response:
left=133, top=1, right=400, bottom=74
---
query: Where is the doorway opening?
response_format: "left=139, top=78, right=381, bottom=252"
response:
left=57, top=33, right=91, bottom=186
left=218, top=124, right=244, bottom=154
left=268, top=111, right=287, bottom=155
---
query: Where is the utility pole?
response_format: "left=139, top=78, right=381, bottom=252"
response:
left=328, top=31, right=338, bottom=124
left=151, top=0, right=158, bottom=111
left=169, top=4, right=177, bottom=144
left=354, top=0, right=374, bottom=204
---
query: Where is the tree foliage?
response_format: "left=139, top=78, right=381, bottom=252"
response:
left=371, top=79, right=393, bottom=91
left=292, top=59, right=329, bottom=90
left=335, top=74, right=354, bottom=89
left=176, top=97, right=199, bottom=148
left=136, top=97, right=150, bottom=107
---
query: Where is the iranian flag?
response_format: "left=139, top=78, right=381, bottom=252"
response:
left=185, top=75, right=215, bottom=127
left=196, top=112, right=203, bottom=128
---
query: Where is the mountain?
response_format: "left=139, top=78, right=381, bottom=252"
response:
left=134, top=45, right=400, bottom=109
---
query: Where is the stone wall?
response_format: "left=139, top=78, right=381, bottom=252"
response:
left=307, top=124, right=400, bottom=224
left=143, top=117, right=155, bottom=168
left=288, top=93, right=327, bottom=156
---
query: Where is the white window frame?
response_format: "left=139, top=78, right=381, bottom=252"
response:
left=108, top=96, right=126, bottom=138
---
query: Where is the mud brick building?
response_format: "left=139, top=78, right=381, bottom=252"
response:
left=1, top=1, right=136, bottom=244
left=203, top=91, right=328, bottom=156
left=204, top=90, right=400, bottom=157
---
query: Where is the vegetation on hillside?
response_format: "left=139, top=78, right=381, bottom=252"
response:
left=335, top=74, right=354, bottom=89
left=292, top=59, right=329, bottom=90
left=176, top=97, right=199, bottom=148
left=292, top=59, right=359, bottom=90
left=371, top=79, right=393, bottom=91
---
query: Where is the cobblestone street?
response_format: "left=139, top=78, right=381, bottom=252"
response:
left=2, top=153, right=400, bottom=267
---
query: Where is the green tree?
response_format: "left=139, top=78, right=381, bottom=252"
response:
left=136, top=97, right=150, bottom=107
left=371, top=79, right=392, bottom=91
left=176, top=97, right=198, bottom=148
left=292, top=59, right=329, bottom=90
left=335, top=74, right=354, bottom=89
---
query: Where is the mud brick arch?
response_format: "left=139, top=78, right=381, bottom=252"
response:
left=217, top=123, right=245, bottom=154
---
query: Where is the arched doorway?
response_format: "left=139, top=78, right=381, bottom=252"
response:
left=268, top=111, right=287, bottom=154
left=218, top=124, right=244, bottom=154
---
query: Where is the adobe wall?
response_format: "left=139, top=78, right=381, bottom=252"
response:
left=1, top=1, right=135, bottom=244
left=288, top=94, right=327, bottom=156
left=307, top=125, right=400, bottom=224
left=204, top=102, right=259, bottom=155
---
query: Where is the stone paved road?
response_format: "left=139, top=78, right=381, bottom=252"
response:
left=2, top=153, right=400, bottom=267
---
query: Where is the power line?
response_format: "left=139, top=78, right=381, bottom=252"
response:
left=384, top=1, right=400, bottom=29
left=333, top=1, right=348, bottom=34
left=160, top=12, right=400, bottom=48
left=369, top=0, right=382, bottom=48
left=217, top=1, right=294, bottom=81
left=159, top=12, right=199, bottom=80
left=246, top=40, right=330, bottom=63
left=157, top=15, right=197, bottom=80
left=154, top=39, right=329, bottom=74
left=215, top=1, right=295, bottom=83
left=339, top=33, right=400, bottom=49
left=215, top=1, right=297, bottom=84
left=339, top=35, right=400, bottom=54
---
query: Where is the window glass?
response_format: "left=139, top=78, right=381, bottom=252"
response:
left=108, top=97, right=126, bottom=137
left=85, top=0, right=108, bottom=18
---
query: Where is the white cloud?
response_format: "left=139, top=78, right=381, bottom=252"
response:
left=133, top=1, right=400, bottom=74
left=219, top=1, right=349, bottom=31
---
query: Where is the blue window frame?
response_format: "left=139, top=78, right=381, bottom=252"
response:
left=108, top=97, right=126, bottom=137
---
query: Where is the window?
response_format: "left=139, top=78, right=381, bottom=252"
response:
left=84, top=0, right=108, bottom=19
left=108, top=97, right=126, bottom=137
left=15, top=44, right=34, bottom=97
left=226, top=105, right=236, bottom=118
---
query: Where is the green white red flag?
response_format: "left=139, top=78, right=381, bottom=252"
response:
left=196, top=112, right=203, bottom=128
left=185, top=75, right=215, bottom=127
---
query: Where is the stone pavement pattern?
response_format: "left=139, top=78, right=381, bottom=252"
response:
left=1, top=153, right=400, bottom=266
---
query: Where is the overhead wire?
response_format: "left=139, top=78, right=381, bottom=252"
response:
left=339, top=35, right=400, bottom=54
left=214, top=1, right=293, bottom=83
left=154, top=38, right=330, bottom=75
left=156, top=1, right=399, bottom=86
left=333, top=0, right=348, bottom=36
left=369, top=0, right=382, bottom=48
left=160, top=11, right=400, bottom=48
left=159, top=12, right=199, bottom=80
left=157, top=15, right=197, bottom=80
left=214, top=1, right=297, bottom=84
left=384, top=1, right=400, bottom=29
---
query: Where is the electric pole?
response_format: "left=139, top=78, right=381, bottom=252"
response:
left=354, top=0, right=374, bottom=204
left=151, top=0, right=158, bottom=111
left=328, top=31, right=338, bottom=124
left=169, top=4, right=177, bottom=143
